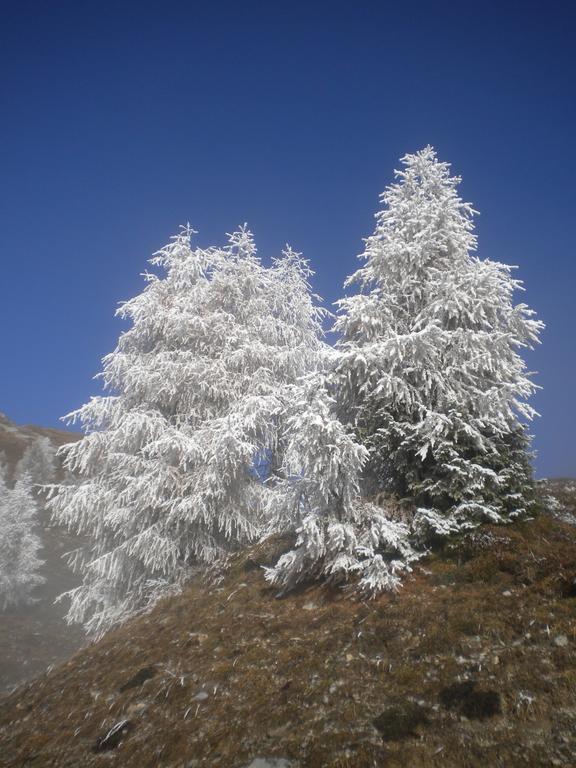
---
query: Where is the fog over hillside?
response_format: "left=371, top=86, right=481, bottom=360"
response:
left=0, top=414, right=84, bottom=693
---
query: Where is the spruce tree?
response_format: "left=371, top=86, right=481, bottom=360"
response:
left=15, top=436, right=56, bottom=487
left=334, top=146, right=543, bottom=539
left=0, top=472, right=44, bottom=610
left=49, top=226, right=325, bottom=634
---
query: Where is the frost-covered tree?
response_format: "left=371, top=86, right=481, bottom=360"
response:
left=265, top=374, right=418, bottom=594
left=334, top=146, right=543, bottom=539
left=49, top=226, right=326, bottom=633
left=0, top=455, right=9, bottom=485
left=0, top=473, right=44, bottom=610
left=15, top=436, right=56, bottom=488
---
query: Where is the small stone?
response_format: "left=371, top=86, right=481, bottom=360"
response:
left=302, top=602, right=316, bottom=611
left=502, top=590, right=512, bottom=597
left=554, top=635, right=569, bottom=647
left=186, top=633, right=209, bottom=647
left=194, top=691, right=209, bottom=701
left=126, top=701, right=147, bottom=717
left=242, top=760, right=297, bottom=768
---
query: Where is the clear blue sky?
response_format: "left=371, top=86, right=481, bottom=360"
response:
left=1, top=0, right=574, bottom=477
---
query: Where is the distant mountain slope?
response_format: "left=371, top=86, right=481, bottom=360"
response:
left=0, top=411, right=80, bottom=468
left=0, top=413, right=85, bottom=693
left=1, top=509, right=575, bottom=768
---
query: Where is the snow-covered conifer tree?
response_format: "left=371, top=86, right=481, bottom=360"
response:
left=49, top=226, right=326, bottom=634
left=15, top=436, right=56, bottom=488
left=0, top=455, right=9, bottom=485
left=0, top=473, right=44, bottom=610
left=265, top=374, right=418, bottom=593
left=334, top=146, right=543, bottom=539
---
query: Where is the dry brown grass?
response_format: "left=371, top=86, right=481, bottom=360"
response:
left=0, top=514, right=575, bottom=768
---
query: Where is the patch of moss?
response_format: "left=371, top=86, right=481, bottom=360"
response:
left=119, top=665, right=157, bottom=692
left=372, top=702, right=429, bottom=741
left=439, top=681, right=501, bottom=719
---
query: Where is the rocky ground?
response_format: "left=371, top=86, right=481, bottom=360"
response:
left=0, top=489, right=575, bottom=767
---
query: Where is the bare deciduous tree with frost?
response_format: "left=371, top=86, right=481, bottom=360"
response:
left=48, top=226, right=326, bottom=634
left=334, top=147, right=543, bottom=540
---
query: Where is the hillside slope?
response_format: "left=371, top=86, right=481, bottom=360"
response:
left=1, top=510, right=575, bottom=768
left=0, top=412, right=79, bottom=468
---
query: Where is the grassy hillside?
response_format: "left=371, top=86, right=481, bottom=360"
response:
left=0, top=508, right=575, bottom=767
